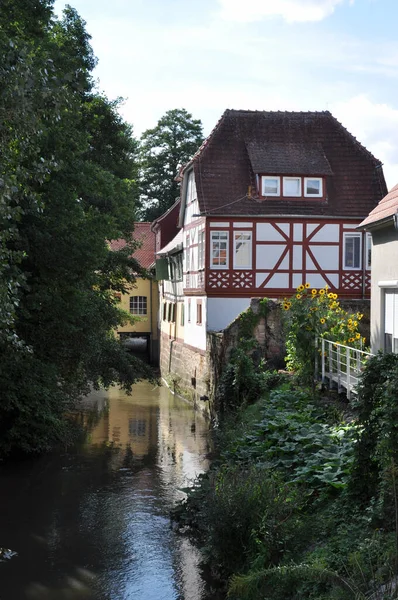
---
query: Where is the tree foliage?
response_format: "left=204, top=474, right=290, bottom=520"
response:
left=138, top=108, right=204, bottom=220
left=0, top=0, right=150, bottom=456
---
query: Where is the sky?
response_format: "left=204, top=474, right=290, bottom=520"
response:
left=53, top=0, right=398, bottom=189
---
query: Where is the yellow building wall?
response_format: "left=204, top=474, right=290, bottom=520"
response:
left=117, top=278, right=159, bottom=340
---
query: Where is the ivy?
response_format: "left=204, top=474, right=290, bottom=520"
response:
left=238, top=297, right=269, bottom=340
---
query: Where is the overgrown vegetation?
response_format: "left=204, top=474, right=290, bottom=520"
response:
left=174, top=315, right=398, bottom=599
left=283, top=284, right=365, bottom=384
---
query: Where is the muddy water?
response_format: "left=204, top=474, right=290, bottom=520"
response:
left=0, top=383, right=217, bottom=600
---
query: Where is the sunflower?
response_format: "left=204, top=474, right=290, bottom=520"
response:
left=328, top=292, right=334, bottom=299
left=320, top=318, right=326, bottom=324
left=305, top=283, right=310, bottom=288
left=297, top=284, right=305, bottom=292
left=348, top=319, right=352, bottom=325
left=283, top=304, right=290, bottom=311
left=319, top=289, right=325, bottom=295
left=311, top=289, right=317, bottom=295
left=296, top=293, right=302, bottom=299
left=333, top=293, right=338, bottom=299
left=356, top=333, right=361, bottom=339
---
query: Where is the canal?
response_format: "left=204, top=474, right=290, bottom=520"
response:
left=0, top=383, right=218, bottom=600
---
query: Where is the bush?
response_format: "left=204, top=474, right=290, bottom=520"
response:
left=283, top=284, right=365, bottom=384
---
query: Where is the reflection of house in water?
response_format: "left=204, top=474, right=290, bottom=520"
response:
left=89, top=386, right=158, bottom=458
left=156, top=388, right=211, bottom=499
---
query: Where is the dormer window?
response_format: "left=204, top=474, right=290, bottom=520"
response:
left=283, top=177, right=301, bottom=197
left=262, top=176, right=280, bottom=196
left=304, top=177, right=323, bottom=197
left=260, top=175, right=324, bottom=199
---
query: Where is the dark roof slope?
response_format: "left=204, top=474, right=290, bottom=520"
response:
left=246, top=141, right=333, bottom=175
left=110, top=223, right=155, bottom=270
left=359, top=183, right=398, bottom=228
left=188, top=110, right=386, bottom=218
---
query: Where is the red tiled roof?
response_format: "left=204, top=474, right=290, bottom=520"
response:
left=185, top=109, right=387, bottom=218
left=109, top=223, right=155, bottom=269
left=359, top=183, right=398, bottom=228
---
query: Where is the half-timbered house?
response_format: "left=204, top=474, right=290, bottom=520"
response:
left=156, top=110, right=387, bottom=400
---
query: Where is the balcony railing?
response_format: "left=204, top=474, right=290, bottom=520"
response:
left=315, top=337, right=373, bottom=400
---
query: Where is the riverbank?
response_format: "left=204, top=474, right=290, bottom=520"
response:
left=175, top=355, right=398, bottom=600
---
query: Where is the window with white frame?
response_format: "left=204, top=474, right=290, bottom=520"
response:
left=366, top=233, right=372, bottom=270
left=262, top=176, right=280, bottom=196
left=198, top=230, right=205, bottom=269
left=186, top=171, right=196, bottom=204
left=384, top=289, right=398, bottom=353
left=283, top=177, right=301, bottom=197
left=211, top=231, right=229, bottom=269
left=343, top=233, right=361, bottom=269
left=233, top=231, right=252, bottom=269
left=130, top=296, right=147, bottom=315
left=304, top=177, right=323, bottom=197
left=185, top=234, right=190, bottom=271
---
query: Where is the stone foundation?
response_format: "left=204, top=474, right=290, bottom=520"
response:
left=159, top=332, right=211, bottom=417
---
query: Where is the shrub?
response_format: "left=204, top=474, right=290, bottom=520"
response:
left=283, top=283, right=365, bottom=384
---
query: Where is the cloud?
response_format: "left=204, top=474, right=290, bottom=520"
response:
left=332, top=95, right=398, bottom=189
left=216, top=0, right=351, bottom=23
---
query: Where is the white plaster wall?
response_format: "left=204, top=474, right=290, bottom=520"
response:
left=207, top=297, right=251, bottom=331
left=184, top=295, right=207, bottom=350
left=370, top=226, right=398, bottom=352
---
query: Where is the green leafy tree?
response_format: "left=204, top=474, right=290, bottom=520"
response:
left=0, top=0, right=150, bottom=456
left=138, top=108, right=204, bottom=220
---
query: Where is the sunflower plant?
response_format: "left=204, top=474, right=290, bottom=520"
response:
left=282, top=284, right=365, bottom=384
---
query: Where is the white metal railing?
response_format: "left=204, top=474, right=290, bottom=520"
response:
left=315, top=337, right=373, bottom=400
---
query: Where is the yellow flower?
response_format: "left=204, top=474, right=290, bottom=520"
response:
left=333, top=294, right=338, bottom=299
left=320, top=318, right=326, bottom=324
left=283, top=303, right=290, bottom=311
left=325, top=284, right=329, bottom=290
left=328, top=293, right=334, bottom=299
left=354, top=321, right=358, bottom=327
left=319, top=289, right=325, bottom=295
left=348, top=337, right=354, bottom=343
left=305, top=283, right=310, bottom=288
left=297, top=284, right=304, bottom=292
left=356, top=333, right=361, bottom=339
left=348, top=319, right=352, bottom=325
left=311, top=289, right=317, bottom=295
left=362, top=337, right=366, bottom=343
left=296, top=293, right=302, bottom=299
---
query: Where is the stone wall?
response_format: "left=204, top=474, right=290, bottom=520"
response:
left=159, top=332, right=211, bottom=417
left=159, top=299, right=286, bottom=418
left=207, top=299, right=285, bottom=411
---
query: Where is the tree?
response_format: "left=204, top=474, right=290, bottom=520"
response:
left=138, top=108, right=204, bottom=221
left=0, top=0, right=150, bottom=456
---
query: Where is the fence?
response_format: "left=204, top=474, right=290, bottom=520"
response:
left=315, top=337, right=373, bottom=400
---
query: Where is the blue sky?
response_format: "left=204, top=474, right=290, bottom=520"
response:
left=53, top=0, right=398, bottom=188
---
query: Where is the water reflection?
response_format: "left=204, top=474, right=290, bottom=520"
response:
left=0, top=383, right=214, bottom=600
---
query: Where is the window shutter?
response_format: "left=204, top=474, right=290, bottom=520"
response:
left=156, top=258, right=169, bottom=280
left=385, top=290, right=394, bottom=334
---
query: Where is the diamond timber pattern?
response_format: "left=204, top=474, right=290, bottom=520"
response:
left=208, top=271, right=230, bottom=288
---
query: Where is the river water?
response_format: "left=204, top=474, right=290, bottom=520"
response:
left=0, top=383, right=218, bottom=600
